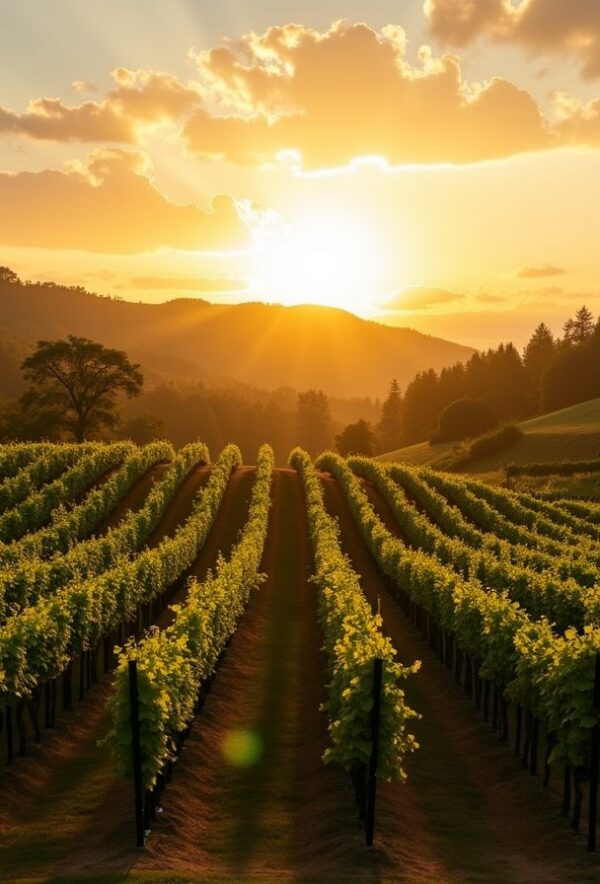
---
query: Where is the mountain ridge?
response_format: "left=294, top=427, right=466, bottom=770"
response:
left=0, top=279, right=475, bottom=399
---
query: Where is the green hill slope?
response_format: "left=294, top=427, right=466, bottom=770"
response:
left=378, top=398, right=600, bottom=477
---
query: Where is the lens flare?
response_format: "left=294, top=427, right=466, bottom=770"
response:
left=222, top=728, right=262, bottom=767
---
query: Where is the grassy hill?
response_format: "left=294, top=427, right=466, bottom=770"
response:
left=378, top=397, right=600, bottom=479
left=0, top=279, right=474, bottom=400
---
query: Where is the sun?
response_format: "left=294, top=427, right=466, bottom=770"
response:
left=248, top=210, right=383, bottom=313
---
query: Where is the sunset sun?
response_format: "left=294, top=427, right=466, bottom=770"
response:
left=249, top=211, right=383, bottom=312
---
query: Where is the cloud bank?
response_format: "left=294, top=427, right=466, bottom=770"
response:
left=0, top=149, right=250, bottom=254
left=425, top=0, right=600, bottom=79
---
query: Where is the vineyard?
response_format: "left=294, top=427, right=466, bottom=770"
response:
left=0, top=442, right=599, bottom=882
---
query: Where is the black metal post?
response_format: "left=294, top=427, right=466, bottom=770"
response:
left=128, top=659, right=145, bottom=847
left=63, top=662, right=72, bottom=712
left=365, top=657, right=383, bottom=847
left=79, top=652, right=86, bottom=701
left=530, top=718, right=539, bottom=775
left=587, top=653, right=600, bottom=851
left=515, top=704, right=522, bottom=756
left=6, top=704, right=13, bottom=764
left=561, top=765, right=571, bottom=817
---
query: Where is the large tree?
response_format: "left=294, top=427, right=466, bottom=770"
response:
left=21, top=336, right=143, bottom=441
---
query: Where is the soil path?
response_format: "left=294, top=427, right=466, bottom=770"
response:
left=134, top=468, right=363, bottom=879
left=0, top=465, right=255, bottom=881
left=320, top=472, right=599, bottom=884
left=103, top=461, right=170, bottom=531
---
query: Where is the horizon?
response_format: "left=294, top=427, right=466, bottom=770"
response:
left=2, top=1, right=600, bottom=350
left=6, top=268, right=583, bottom=352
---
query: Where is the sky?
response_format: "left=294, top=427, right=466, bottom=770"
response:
left=2, top=0, right=600, bottom=349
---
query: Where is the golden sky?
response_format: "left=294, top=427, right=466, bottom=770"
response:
left=2, top=0, right=600, bottom=348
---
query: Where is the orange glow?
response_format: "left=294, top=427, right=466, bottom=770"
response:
left=248, top=210, right=386, bottom=312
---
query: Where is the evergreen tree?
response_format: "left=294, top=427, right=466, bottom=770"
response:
left=402, top=369, right=441, bottom=443
left=523, top=323, right=555, bottom=413
left=563, top=305, right=594, bottom=344
left=378, top=379, right=403, bottom=453
left=486, top=343, right=528, bottom=419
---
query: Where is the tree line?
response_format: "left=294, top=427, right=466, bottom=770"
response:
left=391, top=306, right=600, bottom=447
left=0, top=294, right=598, bottom=461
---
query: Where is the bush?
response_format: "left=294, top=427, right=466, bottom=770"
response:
left=448, top=424, right=523, bottom=470
left=468, top=423, right=523, bottom=461
left=433, top=398, right=498, bottom=444
left=335, top=419, right=376, bottom=457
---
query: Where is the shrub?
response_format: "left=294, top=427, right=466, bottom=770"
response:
left=448, top=424, right=523, bottom=470
left=433, top=398, right=498, bottom=444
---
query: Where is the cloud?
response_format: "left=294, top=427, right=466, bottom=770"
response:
left=425, top=0, right=600, bottom=79
left=0, top=98, right=132, bottom=143
left=72, top=81, right=98, bottom=94
left=382, top=286, right=465, bottom=310
left=184, top=21, right=550, bottom=167
left=2, top=21, right=600, bottom=167
left=0, top=68, right=200, bottom=142
left=0, top=148, right=250, bottom=254
left=128, top=275, right=246, bottom=291
left=516, top=263, right=567, bottom=278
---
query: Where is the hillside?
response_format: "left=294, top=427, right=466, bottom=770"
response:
left=378, top=397, right=600, bottom=476
left=0, top=279, right=474, bottom=399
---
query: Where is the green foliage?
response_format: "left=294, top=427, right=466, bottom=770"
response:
left=0, top=443, right=55, bottom=480
left=433, top=398, right=498, bottom=444
left=335, top=419, right=376, bottom=457
left=0, top=443, right=134, bottom=543
left=105, top=444, right=274, bottom=788
left=0, top=444, right=92, bottom=511
left=447, top=424, right=523, bottom=469
left=378, top=379, right=403, bottom=452
left=0, top=441, right=210, bottom=617
left=21, top=336, right=143, bottom=442
left=0, top=444, right=239, bottom=704
left=292, top=448, right=420, bottom=782
left=321, top=452, right=600, bottom=770
left=349, top=457, right=599, bottom=632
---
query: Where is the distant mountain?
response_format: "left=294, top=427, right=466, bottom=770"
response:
left=0, top=280, right=474, bottom=398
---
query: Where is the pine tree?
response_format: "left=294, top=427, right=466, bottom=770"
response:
left=523, top=323, right=555, bottom=413
left=378, top=379, right=403, bottom=453
left=563, top=306, right=594, bottom=344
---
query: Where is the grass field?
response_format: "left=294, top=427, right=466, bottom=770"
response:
left=377, top=397, right=600, bottom=481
